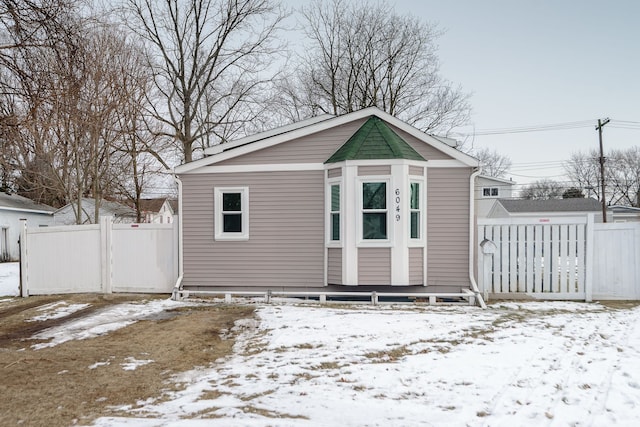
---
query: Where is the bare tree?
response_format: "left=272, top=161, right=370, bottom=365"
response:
left=564, top=150, right=601, bottom=200
left=282, top=0, right=470, bottom=134
left=123, top=0, right=286, bottom=163
left=473, top=147, right=512, bottom=178
left=607, top=147, right=640, bottom=207
left=520, top=179, right=564, bottom=200
left=564, top=147, right=640, bottom=207
left=0, top=0, right=82, bottom=206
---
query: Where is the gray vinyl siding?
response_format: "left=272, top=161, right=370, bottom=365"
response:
left=358, top=248, right=391, bottom=285
left=180, top=171, right=324, bottom=288
left=327, top=168, right=342, bottom=178
left=391, top=125, right=454, bottom=161
left=409, top=247, right=424, bottom=285
left=427, top=168, right=472, bottom=287
left=217, top=119, right=367, bottom=165
left=327, top=248, right=342, bottom=284
left=409, top=165, right=424, bottom=176
left=358, top=165, right=391, bottom=176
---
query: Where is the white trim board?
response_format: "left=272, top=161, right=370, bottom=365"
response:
left=176, top=107, right=479, bottom=174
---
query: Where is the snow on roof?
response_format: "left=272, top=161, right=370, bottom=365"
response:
left=0, top=191, right=55, bottom=214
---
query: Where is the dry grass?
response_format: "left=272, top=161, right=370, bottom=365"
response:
left=0, top=294, right=254, bottom=426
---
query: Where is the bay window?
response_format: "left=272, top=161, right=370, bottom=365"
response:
left=362, top=181, right=388, bottom=240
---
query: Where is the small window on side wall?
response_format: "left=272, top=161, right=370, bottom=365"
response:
left=410, top=181, right=421, bottom=239
left=214, top=187, right=249, bottom=240
left=483, top=187, right=499, bottom=197
left=330, top=184, right=340, bottom=241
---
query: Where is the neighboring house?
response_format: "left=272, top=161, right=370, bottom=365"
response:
left=54, top=198, right=137, bottom=225
left=475, top=175, right=516, bottom=218
left=0, top=192, right=55, bottom=261
left=608, top=205, right=640, bottom=222
left=487, top=198, right=603, bottom=221
left=175, top=107, right=480, bottom=293
left=139, top=198, right=178, bottom=224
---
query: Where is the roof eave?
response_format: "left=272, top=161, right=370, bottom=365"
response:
left=176, top=107, right=478, bottom=174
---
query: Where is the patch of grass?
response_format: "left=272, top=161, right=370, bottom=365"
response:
left=239, top=390, right=275, bottom=401
left=315, top=361, right=342, bottom=370
left=0, top=295, right=255, bottom=427
left=294, top=372, right=317, bottom=382
left=198, top=389, right=226, bottom=401
left=240, top=406, right=309, bottom=419
left=294, top=343, right=320, bottom=350
left=598, top=301, right=640, bottom=310
left=364, top=345, right=411, bottom=362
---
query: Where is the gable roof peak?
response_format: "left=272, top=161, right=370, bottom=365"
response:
left=325, top=115, right=425, bottom=163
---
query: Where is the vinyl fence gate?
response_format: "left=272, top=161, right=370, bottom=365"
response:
left=20, top=216, right=178, bottom=296
left=478, top=215, right=640, bottom=301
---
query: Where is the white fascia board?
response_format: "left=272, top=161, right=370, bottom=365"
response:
left=203, top=114, right=335, bottom=156
left=176, top=107, right=478, bottom=174
left=367, top=109, right=480, bottom=167
left=477, top=175, right=517, bottom=186
left=0, top=206, right=54, bottom=215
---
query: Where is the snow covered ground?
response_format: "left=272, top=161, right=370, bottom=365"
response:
left=85, top=300, right=639, bottom=427
left=3, top=260, right=639, bottom=426
left=0, top=262, right=19, bottom=297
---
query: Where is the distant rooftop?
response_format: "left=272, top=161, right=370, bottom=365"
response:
left=498, top=198, right=602, bottom=213
left=0, top=191, right=55, bottom=213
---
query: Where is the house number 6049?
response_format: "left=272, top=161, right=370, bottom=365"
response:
left=395, top=189, right=400, bottom=221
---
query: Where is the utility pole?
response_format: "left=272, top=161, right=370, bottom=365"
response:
left=596, top=118, right=610, bottom=222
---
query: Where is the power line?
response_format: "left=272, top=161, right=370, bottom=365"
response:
left=454, top=118, right=640, bottom=137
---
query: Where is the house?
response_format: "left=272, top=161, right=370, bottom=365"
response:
left=54, top=198, right=137, bottom=225
left=475, top=175, right=516, bottom=218
left=138, top=198, right=178, bottom=224
left=0, top=192, right=55, bottom=261
left=487, top=198, right=603, bottom=221
left=175, top=107, right=482, bottom=296
left=608, top=205, right=640, bottom=222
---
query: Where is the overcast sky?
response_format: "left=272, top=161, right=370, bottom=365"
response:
left=286, top=0, right=639, bottom=192
left=391, top=0, right=639, bottom=190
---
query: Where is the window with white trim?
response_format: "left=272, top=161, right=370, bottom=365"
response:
left=330, top=183, right=341, bottom=241
left=214, top=187, right=249, bottom=240
left=409, top=181, right=422, bottom=239
left=483, top=187, right=499, bottom=197
left=362, top=181, right=387, bottom=240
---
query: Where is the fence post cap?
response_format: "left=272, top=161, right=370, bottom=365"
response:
left=480, top=238, right=497, bottom=254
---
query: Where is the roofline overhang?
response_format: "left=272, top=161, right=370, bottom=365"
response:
left=175, top=107, right=479, bottom=174
left=0, top=206, right=55, bottom=215
left=477, top=175, right=516, bottom=185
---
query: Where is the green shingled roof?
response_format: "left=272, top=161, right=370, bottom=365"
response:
left=325, top=116, right=425, bottom=163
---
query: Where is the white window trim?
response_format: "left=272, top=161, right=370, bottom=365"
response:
left=482, top=187, right=499, bottom=198
left=409, top=178, right=425, bottom=245
left=357, top=177, right=392, bottom=247
left=214, top=187, right=249, bottom=241
left=326, top=178, right=343, bottom=246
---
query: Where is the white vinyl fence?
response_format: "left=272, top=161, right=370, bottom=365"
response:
left=478, top=215, right=640, bottom=301
left=20, top=216, right=178, bottom=296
